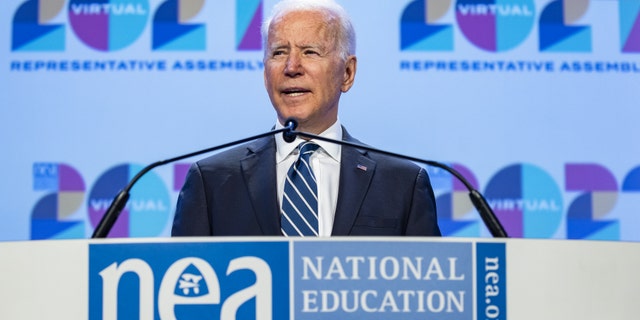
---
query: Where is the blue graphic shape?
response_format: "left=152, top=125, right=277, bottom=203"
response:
left=154, top=24, right=205, bottom=50
left=437, top=193, right=478, bottom=235
left=236, top=0, right=263, bottom=50
left=485, top=164, right=562, bottom=238
left=522, top=164, right=563, bottom=236
left=31, top=163, right=85, bottom=240
left=567, top=193, right=617, bottom=240
left=32, top=220, right=84, bottom=239
left=495, top=0, right=536, bottom=52
left=567, top=192, right=592, bottom=220
left=88, top=164, right=170, bottom=238
left=14, top=26, right=65, bottom=51
left=109, top=2, right=150, bottom=51
left=565, top=164, right=618, bottom=240
left=619, top=0, right=640, bottom=42
left=584, top=222, right=619, bottom=240
left=622, top=166, right=640, bottom=191
left=12, top=0, right=64, bottom=51
left=619, top=0, right=640, bottom=52
left=153, top=0, right=205, bottom=50
left=67, top=0, right=148, bottom=51
left=429, top=164, right=481, bottom=237
left=128, top=165, right=171, bottom=237
left=31, top=194, right=84, bottom=239
left=540, top=24, right=591, bottom=51
left=539, top=0, right=591, bottom=52
left=485, top=165, right=522, bottom=198
left=401, top=0, right=453, bottom=51
left=406, top=25, right=454, bottom=50
left=448, top=223, right=481, bottom=237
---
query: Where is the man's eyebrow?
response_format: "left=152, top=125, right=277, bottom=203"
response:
left=267, top=43, right=326, bottom=52
left=298, top=44, right=323, bottom=50
left=267, top=42, right=288, bottom=49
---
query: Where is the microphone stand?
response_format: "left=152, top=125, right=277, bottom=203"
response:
left=290, top=129, right=509, bottom=238
left=91, top=125, right=295, bottom=239
left=92, top=118, right=507, bottom=239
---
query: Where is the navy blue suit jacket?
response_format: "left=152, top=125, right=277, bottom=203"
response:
left=172, top=128, right=440, bottom=236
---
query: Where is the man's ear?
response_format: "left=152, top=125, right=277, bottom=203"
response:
left=341, top=55, right=357, bottom=93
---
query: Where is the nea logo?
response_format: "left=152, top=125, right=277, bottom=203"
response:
left=89, top=242, right=289, bottom=319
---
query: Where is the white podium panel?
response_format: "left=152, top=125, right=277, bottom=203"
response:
left=1, top=238, right=639, bottom=319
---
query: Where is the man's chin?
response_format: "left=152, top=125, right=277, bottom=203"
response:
left=278, top=111, right=309, bottom=124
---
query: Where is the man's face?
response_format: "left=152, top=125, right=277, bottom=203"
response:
left=263, top=10, right=356, bottom=134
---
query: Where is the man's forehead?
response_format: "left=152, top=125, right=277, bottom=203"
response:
left=269, top=9, right=338, bottom=34
left=272, top=9, right=330, bottom=24
left=267, top=14, right=336, bottom=42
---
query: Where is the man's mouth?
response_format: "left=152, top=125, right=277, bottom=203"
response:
left=282, top=88, right=310, bottom=96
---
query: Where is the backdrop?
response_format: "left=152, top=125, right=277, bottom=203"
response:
left=1, top=0, right=639, bottom=241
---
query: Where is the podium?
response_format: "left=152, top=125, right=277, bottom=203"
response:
left=1, top=237, right=639, bottom=319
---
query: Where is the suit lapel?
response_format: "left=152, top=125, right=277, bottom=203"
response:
left=240, top=137, right=282, bottom=235
left=331, top=129, right=376, bottom=235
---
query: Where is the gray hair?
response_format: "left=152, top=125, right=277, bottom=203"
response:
left=261, top=0, right=356, bottom=60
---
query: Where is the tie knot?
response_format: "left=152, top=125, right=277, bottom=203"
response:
left=298, top=142, right=319, bottom=160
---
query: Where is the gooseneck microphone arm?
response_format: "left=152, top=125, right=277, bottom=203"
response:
left=284, top=120, right=508, bottom=238
left=92, top=118, right=507, bottom=239
left=91, top=122, right=298, bottom=239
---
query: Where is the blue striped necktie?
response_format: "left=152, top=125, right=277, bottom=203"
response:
left=281, top=142, right=320, bottom=237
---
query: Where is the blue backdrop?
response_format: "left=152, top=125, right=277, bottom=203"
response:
left=1, top=0, right=639, bottom=241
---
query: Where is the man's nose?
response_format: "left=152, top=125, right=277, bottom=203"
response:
left=284, top=54, right=303, bottom=77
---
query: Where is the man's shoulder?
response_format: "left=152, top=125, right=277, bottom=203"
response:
left=195, top=136, right=275, bottom=168
left=368, top=149, right=423, bottom=172
left=343, top=132, right=423, bottom=174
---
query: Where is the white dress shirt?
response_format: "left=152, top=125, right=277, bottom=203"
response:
left=275, top=120, right=342, bottom=237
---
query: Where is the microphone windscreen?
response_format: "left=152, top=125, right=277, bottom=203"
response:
left=283, top=118, right=298, bottom=143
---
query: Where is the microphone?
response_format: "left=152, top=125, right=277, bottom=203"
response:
left=282, top=118, right=508, bottom=238
left=91, top=121, right=297, bottom=239
left=282, top=118, right=298, bottom=142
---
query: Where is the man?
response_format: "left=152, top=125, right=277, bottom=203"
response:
left=172, top=0, right=440, bottom=237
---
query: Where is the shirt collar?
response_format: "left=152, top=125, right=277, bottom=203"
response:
left=275, top=119, right=343, bottom=163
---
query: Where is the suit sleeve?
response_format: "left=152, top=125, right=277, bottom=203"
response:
left=405, top=167, right=441, bottom=236
left=172, top=162, right=212, bottom=236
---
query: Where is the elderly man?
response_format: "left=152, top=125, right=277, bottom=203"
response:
left=172, top=0, right=440, bottom=237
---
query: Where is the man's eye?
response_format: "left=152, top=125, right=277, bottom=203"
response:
left=272, top=50, right=285, bottom=56
left=305, top=50, right=319, bottom=56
